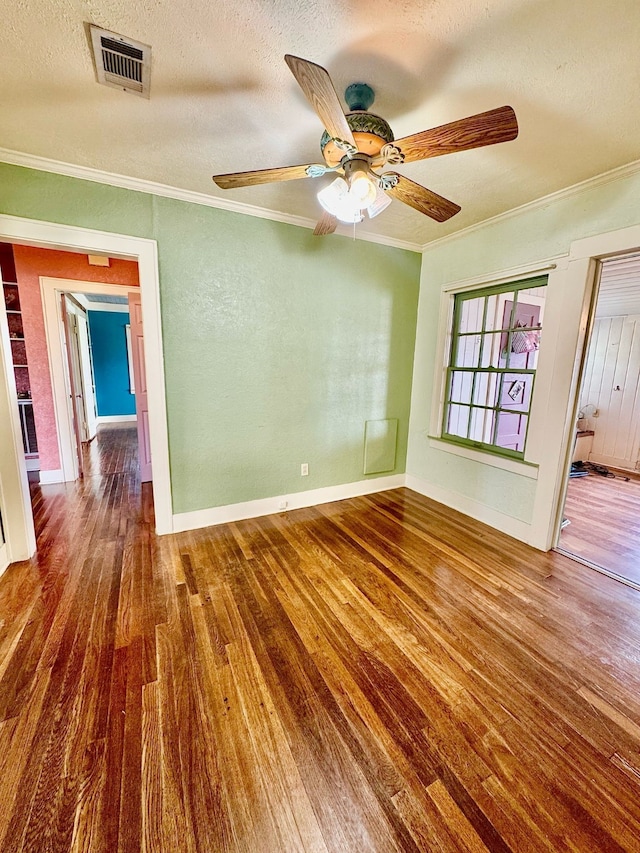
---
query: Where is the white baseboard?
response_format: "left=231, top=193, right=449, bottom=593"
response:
left=588, top=453, right=638, bottom=473
left=172, top=474, right=406, bottom=533
left=405, top=473, right=533, bottom=544
left=96, top=415, right=137, bottom=424
left=39, top=468, right=64, bottom=484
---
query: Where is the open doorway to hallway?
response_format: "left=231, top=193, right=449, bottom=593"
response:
left=0, top=213, right=171, bottom=563
left=557, top=252, right=640, bottom=588
left=1, top=240, right=154, bottom=562
left=0, top=242, right=150, bottom=481
left=58, top=289, right=151, bottom=484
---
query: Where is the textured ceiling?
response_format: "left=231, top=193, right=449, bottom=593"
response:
left=1, top=0, right=639, bottom=247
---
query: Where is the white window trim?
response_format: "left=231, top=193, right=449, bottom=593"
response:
left=428, top=436, right=539, bottom=478
left=428, top=258, right=561, bottom=475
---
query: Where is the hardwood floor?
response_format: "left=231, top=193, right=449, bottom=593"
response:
left=560, top=470, right=640, bottom=585
left=2, top=425, right=640, bottom=851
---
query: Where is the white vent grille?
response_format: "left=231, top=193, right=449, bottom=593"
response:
left=89, top=26, right=151, bottom=97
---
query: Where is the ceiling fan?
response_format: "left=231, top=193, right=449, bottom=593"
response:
left=212, top=55, right=518, bottom=236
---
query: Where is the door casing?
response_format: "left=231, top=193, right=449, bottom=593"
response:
left=0, top=214, right=172, bottom=564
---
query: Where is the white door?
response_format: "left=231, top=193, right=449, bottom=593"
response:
left=128, top=293, right=152, bottom=482
left=76, top=313, right=98, bottom=441
left=61, top=297, right=85, bottom=475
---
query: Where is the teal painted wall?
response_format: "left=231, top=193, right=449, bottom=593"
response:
left=0, top=163, right=421, bottom=514
left=408, top=167, right=640, bottom=527
left=88, top=310, right=136, bottom=417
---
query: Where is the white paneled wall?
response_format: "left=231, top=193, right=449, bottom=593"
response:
left=580, top=315, right=640, bottom=470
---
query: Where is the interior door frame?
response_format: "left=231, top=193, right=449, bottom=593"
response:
left=547, top=223, right=640, bottom=555
left=0, top=214, right=172, bottom=561
left=41, top=277, right=145, bottom=483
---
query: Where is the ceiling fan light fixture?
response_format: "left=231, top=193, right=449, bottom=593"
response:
left=349, top=171, right=377, bottom=207
left=343, top=158, right=378, bottom=208
left=367, top=185, right=392, bottom=219
left=317, top=176, right=347, bottom=211
left=317, top=177, right=365, bottom=224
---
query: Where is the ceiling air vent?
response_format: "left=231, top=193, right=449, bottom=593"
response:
left=89, top=25, right=151, bottom=98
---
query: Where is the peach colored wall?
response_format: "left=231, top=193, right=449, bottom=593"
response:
left=13, top=246, right=139, bottom=473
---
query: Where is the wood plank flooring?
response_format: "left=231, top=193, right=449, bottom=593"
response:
left=2, top=425, right=640, bottom=851
left=560, top=470, right=640, bottom=585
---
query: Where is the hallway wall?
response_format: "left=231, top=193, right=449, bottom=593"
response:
left=88, top=309, right=136, bottom=418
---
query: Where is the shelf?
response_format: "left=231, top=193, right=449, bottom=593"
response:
left=13, top=364, right=28, bottom=368
left=5, top=310, right=21, bottom=314
left=10, top=336, right=25, bottom=341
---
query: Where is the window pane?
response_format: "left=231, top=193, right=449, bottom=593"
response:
left=501, top=292, right=544, bottom=359
left=495, top=412, right=528, bottom=452
left=458, top=297, right=484, bottom=334
left=450, top=371, right=473, bottom=404
left=507, top=329, right=542, bottom=369
left=484, top=294, right=500, bottom=331
left=479, top=332, right=503, bottom=368
left=514, top=295, right=545, bottom=328
left=453, top=334, right=481, bottom=368
left=500, top=372, right=533, bottom=413
left=447, top=404, right=470, bottom=438
left=469, top=407, right=495, bottom=444
left=473, top=372, right=499, bottom=407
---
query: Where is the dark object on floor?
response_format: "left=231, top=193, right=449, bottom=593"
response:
left=585, top=461, right=630, bottom=481
left=570, top=462, right=589, bottom=478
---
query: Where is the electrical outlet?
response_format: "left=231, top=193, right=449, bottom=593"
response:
left=278, top=500, right=288, bottom=510
left=300, top=463, right=309, bottom=476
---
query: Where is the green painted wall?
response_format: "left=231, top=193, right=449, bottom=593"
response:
left=0, top=163, right=420, bottom=514
left=408, top=167, right=640, bottom=525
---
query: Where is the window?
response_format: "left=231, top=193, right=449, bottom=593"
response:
left=442, top=275, right=547, bottom=459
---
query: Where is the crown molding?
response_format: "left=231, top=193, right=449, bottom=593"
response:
left=2, top=147, right=639, bottom=258
left=0, top=148, right=421, bottom=253
left=420, top=158, right=640, bottom=253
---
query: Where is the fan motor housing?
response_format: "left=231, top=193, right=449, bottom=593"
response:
left=321, top=111, right=394, bottom=167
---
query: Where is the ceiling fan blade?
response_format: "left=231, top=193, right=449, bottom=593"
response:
left=313, top=211, right=338, bottom=236
left=393, top=106, right=518, bottom=163
left=284, top=54, right=356, bottom=147
left=212, top=164, right=315, bottom=189
left=385, top=174, right=461, bottom=222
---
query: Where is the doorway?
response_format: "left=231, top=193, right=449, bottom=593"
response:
left=0, top=214, right=172, bottom=570
left=43, top=282, right=150, bottom=486
left=556, top=251, right=640, bottom=588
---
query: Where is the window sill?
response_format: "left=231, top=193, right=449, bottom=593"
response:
left=427, top=437, right=539, bottom=479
